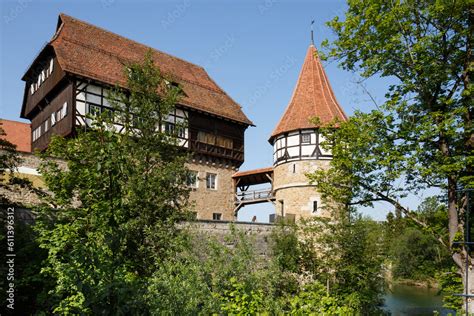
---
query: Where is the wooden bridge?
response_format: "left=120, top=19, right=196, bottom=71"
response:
left=232, top=167, right=275, bottom=215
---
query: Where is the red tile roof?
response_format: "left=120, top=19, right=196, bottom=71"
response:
left=45, top=14, right=253, bottom=125
left=232, top=167, right=273, bottom=187
left=270, top=45, right=347, bottom=141
left=232, top=167, right=273, bottom=178
left=0, top=119, right=31, bottom=153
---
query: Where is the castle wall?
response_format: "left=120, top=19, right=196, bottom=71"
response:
left=183, top=220, right=273, bottom=256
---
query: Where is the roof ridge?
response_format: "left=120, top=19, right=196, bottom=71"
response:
left=59, top=13, right=209, bottom=72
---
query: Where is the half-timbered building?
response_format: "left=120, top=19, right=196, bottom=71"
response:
left=20, top=14, right=253, bottom=220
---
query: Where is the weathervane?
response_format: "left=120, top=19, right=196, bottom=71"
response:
left=311, top=19, right=315, bottom=45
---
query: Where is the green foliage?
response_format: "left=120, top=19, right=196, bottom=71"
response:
left=217, top=277, right=265, bottom=315
left=285, top=282, right=358, bottom=315
left=270, top=222, right=301, bottom=273
left=385, top=197, right=452, bottom=281
left=0, top=218, right=52, bottom=315
left=0, top=123, right=25, bottom=205
left=146, top=220, right=384, bottom=315
left=146, top=226, right=278, bottom=315
left=436, top=265, right=463, bottom=313
left=271, top=213, right=386, bottom=315
left=312, top=0, right=471, bottom=307
left=0, top=123, right=21, bottom=182
left=314, top=0, right=472, bottom=224
left=34, top=52, right=190, bottom=314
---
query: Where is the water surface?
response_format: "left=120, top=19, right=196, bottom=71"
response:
left=383, top=284, right=455, bottom=316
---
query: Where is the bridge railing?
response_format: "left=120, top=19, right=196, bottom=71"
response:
left=236, top=189, right=273, bottom=202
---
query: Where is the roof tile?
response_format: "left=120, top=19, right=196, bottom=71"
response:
left=49, top=14, right=252, bottom=125
left=0, top=119, right=31, bottom=153
left=270, top=45, right=347, bottom=140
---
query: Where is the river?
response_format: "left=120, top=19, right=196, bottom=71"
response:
left=383, top=284, right=455, bottom=315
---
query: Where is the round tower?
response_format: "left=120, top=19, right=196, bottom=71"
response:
left=269, top=44, right=347, bottom=220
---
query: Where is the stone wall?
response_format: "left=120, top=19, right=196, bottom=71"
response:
left=273, top=160, right=331, bottom=220
left=186, top=161, right=237, bottom=221
left=183, top=220, right=274, bottom=256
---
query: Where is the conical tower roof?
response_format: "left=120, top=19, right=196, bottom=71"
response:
left=270, top=45, right=347, bottom=141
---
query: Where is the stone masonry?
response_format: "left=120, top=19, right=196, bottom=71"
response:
left=273, top=160, right=331, bottom=219
left=187, top=161, right=237, bottom=221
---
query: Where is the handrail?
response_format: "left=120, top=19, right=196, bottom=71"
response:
left=236, top=189, right=273, bottom=202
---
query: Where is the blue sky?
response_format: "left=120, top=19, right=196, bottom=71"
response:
left=0, top=0, right=434, bottom=221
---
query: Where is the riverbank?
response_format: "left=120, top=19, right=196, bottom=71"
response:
left=392, top=278, right=439, bottom=289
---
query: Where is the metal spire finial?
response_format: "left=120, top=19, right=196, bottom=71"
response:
left=310, top=20, right=315, bottom=45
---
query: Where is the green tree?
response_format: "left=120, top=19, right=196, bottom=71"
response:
left=0, top=123, right=23, bottom=203
left=385, top=197, right=452, bottom=282
left=0, top=123, right=20, bottom=180
left=309, top=0, right=472, bottom=309
left=271, top=213, right=385, bottom=314
left=34, top=52, right=190, bottom=314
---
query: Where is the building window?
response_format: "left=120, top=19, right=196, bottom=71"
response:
left=49, top=58, right=54, bottom=75
left=313, top=201, right=318, bottom=213
left=60, top=102, right=68, bottom=120
left=177, top=127, right=186, bottom=138
left=206, top=173, right=217, bottom=190
left=187, top=171, right=198, bottom=188
left=51, top=112, right=56, bottom=126
left=43, top=119, right=49, bottom=133
left=164, top=122, right=175, bottom=134
left=32, top=126, right=41, bottom=141
left=212, top=213, right=222, bottom=221
left=301, top=133, right=311, bottom=143
left=89, top=104, right=102, bottom=117
left=292, top=164, right=296, bottom=173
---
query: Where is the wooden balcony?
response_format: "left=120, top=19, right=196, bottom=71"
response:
left=189, top=139, right=244, bottom=162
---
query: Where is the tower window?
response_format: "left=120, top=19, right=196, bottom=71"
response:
left=301, top=133, right=311, bottom=143
left=313, top=201, right=318, bottom=213
left=206, top=173, right=217, bottom=190
left=292, top=164, right=296, bottom=173
left=212, top=213, right=222, bottom=220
